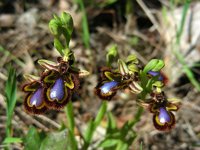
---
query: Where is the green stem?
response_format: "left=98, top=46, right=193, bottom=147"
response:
left=65, top=101, right=78, bottom=150
left=65, top=101, right=75, bottom=131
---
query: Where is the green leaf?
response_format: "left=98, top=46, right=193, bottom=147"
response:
left=3, top=137, right=22, bottom=144
left=83, top=120, right=95, bottom=144
left=107, top=112, right=117, bottom=132
left=24, top=126, right=44, bottom=150
left=83, top=101, right=107, bottom=149
left=99, top=139, right=119, bottom=148
left=94, top=101, right=107, bottom=127
left=68, top=130, right=78, bottom=150
left=40, top=130, right=69, bottom=150
left=143, top=59, right=164, bottom=73
left=5, top=66, right=17, bottom=137
left=116, top=141, right=128, bottom=150
left=106, top=44, right=118, bottom=66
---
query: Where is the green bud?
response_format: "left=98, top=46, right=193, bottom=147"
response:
left=106, top=44, right=118, bottom=66
left=143, top=59, right=164, bottom=73
left=126, top=54, right=138, bottom=64
left=127, top=64, right=138, bottom=73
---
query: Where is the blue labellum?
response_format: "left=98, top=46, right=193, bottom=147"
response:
left=158, top=107, right=171, bottom=123
left=30, top=88, right=43, bottom=107
left=148, top=71, right=163, bottom=81
left=100, top=81, right=118, bottom=94
left=50, top=78, right=65, bottom=101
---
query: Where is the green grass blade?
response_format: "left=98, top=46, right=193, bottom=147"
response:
left=5, top=66, right=17, bottom=137
left=73, top=0, right=90, bottom=48
left=172, top=0, right=200, bottom=91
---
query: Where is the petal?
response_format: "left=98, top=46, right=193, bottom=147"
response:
left=24, top=88, right=47, bottom=114
left=128, top=81, right=143, bottom=94
left=42, top=70, right=59, bottom=83
left=44, top=78, right=71, bottom=109
left=78, top=69, right=90, bottom=78
left=118, top=59, right=129, bottom=76
left=166, top=102, right=180, bottom=111
left=71, top=73, right=80, bottom=91
left=95, top=81, right=119, bottom=100
left=149, top=103, right=159, bottom=113
left=153, top=108, right=175, bottom=131
left=64, top=74, right=75, bottom=89
left=22, top=81, right=41, bottom=92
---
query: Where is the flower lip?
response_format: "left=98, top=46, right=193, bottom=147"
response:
left=100, top=81, right=118, bottom=94
left=95, top=80, right=119, bottom=100
left=50, top=77, right=65, bottom=101
left=158, top=107, right=171, bottom=123
left=29, top=88, right=43, bottom=107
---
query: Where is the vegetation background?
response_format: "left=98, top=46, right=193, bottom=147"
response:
left=0, top=0, right=200, bottom=149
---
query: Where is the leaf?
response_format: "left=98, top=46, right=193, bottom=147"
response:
left=106, top=44, right=118, bottom=66
left=99, top=139, right=119, bottom=148
left=68, top=130, right=78, bottom=150
left=83, top=120, right=95, bottom=144
left=107, top=112, right=117, bottom=132
left=3, top=137, right=22, bottom=144
left=24, top=126, right=44, bottom=150
left=94, top=101, right=107, bottom=127
left=116, top=141, right=128, bottom=150
left=40, top=129, right=69, bottom=150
